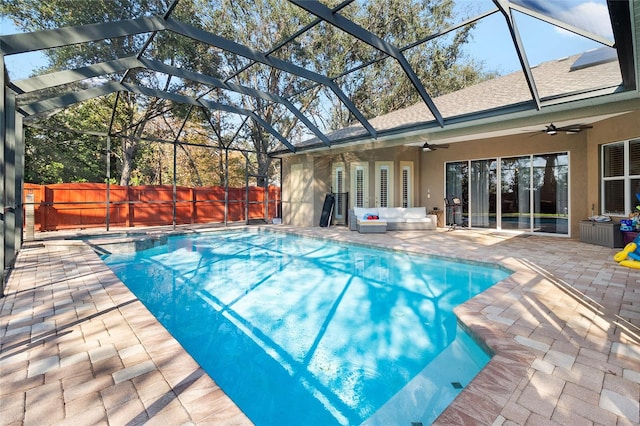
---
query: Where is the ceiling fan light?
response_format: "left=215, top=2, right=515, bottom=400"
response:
left=546, top=129, right=557, bottom=135
left=422, top=142, right=432, bottom=152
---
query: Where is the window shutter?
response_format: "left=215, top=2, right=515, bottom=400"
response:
left=335, top=167, right=344, bottom=219
left=402, top=168, right=409, bottom=208
left=356, top=168, right=364, bottom=208
left=630, top=139, right=640, bottom=176
left=603, top=143, right=625, bottom=177
left=604, top=180, right=625, bottom=214
left=379, top=167, right=388, bottom=207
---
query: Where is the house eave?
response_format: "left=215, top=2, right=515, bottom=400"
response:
left=273, top=86, right=640, bottom=158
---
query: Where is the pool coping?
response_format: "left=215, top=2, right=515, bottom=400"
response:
left=2, top=224, right=639, bottom=425
left=92, top=225, right=640, bottom=423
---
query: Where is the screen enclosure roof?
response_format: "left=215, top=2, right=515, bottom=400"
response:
left=1, top=0, right=638, bottom=154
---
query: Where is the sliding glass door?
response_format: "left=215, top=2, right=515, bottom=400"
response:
left=501, top=156, right=531, bottom=230
left=533, top=153, right=569, bottom=233
left=446, top=152, right=569, bottom=234
left=470, top=159, right=497, bottom=228
left=445, top=162, right=468, bottom=226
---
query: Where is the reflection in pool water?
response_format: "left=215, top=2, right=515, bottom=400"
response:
left=102, top=230, right=510, bottom=425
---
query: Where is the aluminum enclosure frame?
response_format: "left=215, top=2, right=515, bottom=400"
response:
left=1, top=0, right=638, bottom=291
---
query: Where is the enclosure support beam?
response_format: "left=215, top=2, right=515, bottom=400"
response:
left=171, top=106, right=193, bottom=230
left=106, top=136, right=111, bottom=231
left=494, top=0, right=541, bottom=110
left=291, top=0, right=444, bottom=127
left=173, top=139, right=177, bottom=230
left=224, top=146, right=229, bottom=226
left=0, top=16, right=167, bottom=55
left=1, top=56, right=6, bottom=295
left=106, top=89, right=122, bottom=232
left=3, top=91, right=17, bottom=279
left=245, top=158, right=249, bottom=226
left=14, top=111, right=24, bottom=254
left=164, top=18, right=376, bottom=138
left=139, top=58, right=331, bottom=146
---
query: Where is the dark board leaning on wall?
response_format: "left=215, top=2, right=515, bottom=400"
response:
left=320, top=193, right=335, bottom=227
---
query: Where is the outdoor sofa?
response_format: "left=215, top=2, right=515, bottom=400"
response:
left=349, top=207, right=438, bottom=232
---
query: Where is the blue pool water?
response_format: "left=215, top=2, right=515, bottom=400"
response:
left=101, top=230, right=511, bottom=425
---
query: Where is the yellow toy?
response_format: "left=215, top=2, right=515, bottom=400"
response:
left=614, top=241, right=640, bottom=268
left=620, top=259, right=640, bottom=269
left=614, top=242, right=636, bottom=262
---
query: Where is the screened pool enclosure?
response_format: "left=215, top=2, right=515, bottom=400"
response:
left=1, top=0, right=638, bottom=291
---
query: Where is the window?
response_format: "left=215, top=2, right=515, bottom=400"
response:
left=355, top=168, right=365, bottom=208
left=402, top=167, right=410, bottom=208
left=380, top=168, right=388, bottom=206
left=602, top=139, right=640, bottom=215
left=350, top=162, right=369, bottom=208
left=332, top=163, right=345, bottom=219
left=400, top=161, right=413, bottom=208
left=375, top=162, right=393, bottom=207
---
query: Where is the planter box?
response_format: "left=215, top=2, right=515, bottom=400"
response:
left=579, top=220, right=623, bottom=248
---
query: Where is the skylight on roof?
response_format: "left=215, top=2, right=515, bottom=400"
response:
left=570, top=46, right=618, bottom=71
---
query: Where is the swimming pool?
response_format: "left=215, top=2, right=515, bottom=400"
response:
left=101, top=230, right=511, bottom=425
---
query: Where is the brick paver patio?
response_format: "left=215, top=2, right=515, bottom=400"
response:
left=1, top=225, right=638, bottom=425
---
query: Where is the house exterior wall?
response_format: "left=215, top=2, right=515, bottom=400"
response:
left=585, top=111, right=640, bottom=220
left=282, top=155, right=316, bottom=227
left=283, top=146, right=422, bottom=226
left=281, top=110, right=640, bottom=237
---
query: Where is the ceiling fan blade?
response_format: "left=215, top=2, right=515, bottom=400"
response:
left=556, top=124, right=593, bottom=133
left=544, top=124, right=558, bottom=135
left=535, top=123, right=593, bottom=135
left=422, top=142, right=449, bottom=151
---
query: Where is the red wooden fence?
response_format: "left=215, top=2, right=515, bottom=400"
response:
left=23, top=183, right=281, bottom=231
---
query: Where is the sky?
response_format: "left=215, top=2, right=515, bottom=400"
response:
left=1, top=18, right=49, bottom=80
left=0, top=0, right=613, bottom=81
left=458, top=0, right=613, bottom=74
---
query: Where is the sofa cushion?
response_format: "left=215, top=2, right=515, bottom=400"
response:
left=353, top=207, right=378, bottom=219
left=378, top=207, right=404, bottom=219
left=382, top=217, right=405, bottom=223
left=403, top=207, right=427, bottom=219
left=357, top=218, right=385, bottom=224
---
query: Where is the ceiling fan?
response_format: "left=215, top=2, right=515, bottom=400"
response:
left=422, top=142, right=449, bottom=151
left=540, top=123, right=593, bottom=135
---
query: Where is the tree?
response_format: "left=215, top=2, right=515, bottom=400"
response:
left=201, top=0, right=321, bottom=187
left=202, top=0, right=492, bottom=184
left=315, top=0, right=494, bottom=128
left=23, top=96, right=118, bottom=184
left=4, top=0, right=491, bottom=188
left=2, top=0, right=222, bottom=185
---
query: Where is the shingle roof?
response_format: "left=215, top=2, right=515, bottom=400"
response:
left=296, top=49, right=622, bottom=148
